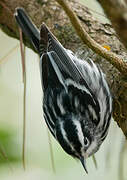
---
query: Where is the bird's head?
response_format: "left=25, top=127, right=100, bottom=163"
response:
left=55, top=113, right=102, bottom=173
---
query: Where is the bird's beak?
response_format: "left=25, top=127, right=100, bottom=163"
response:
left=80, top=157, right=88, bottom=174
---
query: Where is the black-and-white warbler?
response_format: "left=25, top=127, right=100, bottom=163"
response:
left=15, top=8, right=112, bottom=173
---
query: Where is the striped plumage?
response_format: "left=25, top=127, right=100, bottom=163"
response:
left=15, top=8, right=112, bottom=173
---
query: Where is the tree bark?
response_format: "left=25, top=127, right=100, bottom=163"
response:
left=0, top=0, right=127, bottom=137
left=97, top=0, right=127, bottom=49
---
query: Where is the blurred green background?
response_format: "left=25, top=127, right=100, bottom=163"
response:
left=0, top=0, right=126, bottom=180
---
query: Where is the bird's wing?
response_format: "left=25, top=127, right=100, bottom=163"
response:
left=40, top=50, right=90, bottom=93
left=40, top=52, right=64, bottom=91
left=40, top=24, right=90, bottom=89
left=40, top=50, right=100, bottom=110
left=40, top=24, right=100, bottom=111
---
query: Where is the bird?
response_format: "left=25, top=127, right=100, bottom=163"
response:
left=14, top=8, right=112, bottom=173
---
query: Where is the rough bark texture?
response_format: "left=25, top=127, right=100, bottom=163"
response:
left=0, top=0, right=127, bottom=137
left=97, top=0, right=127, bottom=49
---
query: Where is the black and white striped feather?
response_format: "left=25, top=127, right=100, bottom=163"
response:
left=15, top=8, right=112, bottom=173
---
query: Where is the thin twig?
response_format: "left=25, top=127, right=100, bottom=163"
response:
left=47, top=129, right=56, bottom=174
left=55, top=0, right=127, bottom=76
left=19, top=28, right=27, bottom=170
left=19, top=28, right=25, bottom=79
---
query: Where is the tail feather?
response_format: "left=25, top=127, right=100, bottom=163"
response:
left=14, top=7, right=40, bottom=52
left=39, top=23, right=48, bottom=55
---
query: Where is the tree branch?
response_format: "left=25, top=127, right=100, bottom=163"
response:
left=97, top=0, right=127, bottom=50
left=0, top=0, right=127, bottom=137
left=55, top=0, right=127, bottom=76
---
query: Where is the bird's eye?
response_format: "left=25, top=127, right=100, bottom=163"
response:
left=84, top=137, right=89, bottom=147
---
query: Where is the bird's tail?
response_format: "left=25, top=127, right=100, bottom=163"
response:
left=14, top=7, right=40, bottom=52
